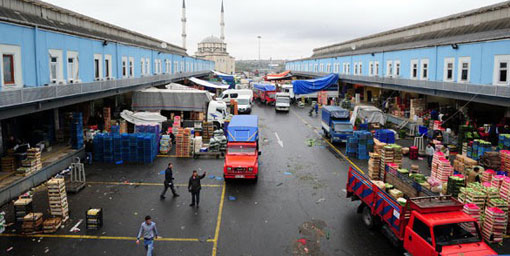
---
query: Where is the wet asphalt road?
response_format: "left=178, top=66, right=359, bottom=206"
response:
left=1, top=102, right=508, bottom=255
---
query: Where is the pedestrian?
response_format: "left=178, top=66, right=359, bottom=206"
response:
left=160, top=162, right=179, bottom=199
left=425, top=143, right=435, bottom=168
left=188, top=170, right=206, bottom=208
left=136, top=215, right=159, bottom=256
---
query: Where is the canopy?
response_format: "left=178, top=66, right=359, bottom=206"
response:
left=265, top=70, right=292, bottom=80
left=189, top=77, right=229, bottom=89
left=132, top=87, right=212, bottom=112
left=212, top=70, right=235, bottom=88
left=253, top=83, right=276, bottom=92
left=120, top=110, right=167, bottom=125
left=227, top=115, right=258, bottom=142
left=292, top=73, right=339, bottom=95
left=350, top=105, right=386, bottom=126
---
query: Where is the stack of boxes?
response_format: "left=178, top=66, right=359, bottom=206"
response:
left=86, top=208, right=103, bottom=230
left=500, top=150, right=510, bottom=173
left=482, top=169, right=496, bottom=183
left=17, top=148, right=42, bottom=176
left=498, top=134, right=510, bottom=150
left=47, top=178, right=69, bottom=222
left=43, top=217, right=62, bottom=234
left=431, top=152, right=453, bottom=184
left=368, top=153, right=381, bottom=180
left=463, top=203, right=481, bottom=234
left=22, top=213, right=43, bottom=234
left=176, top=128, right=192, bottom=157
left=202, top=122, right=214, bottom=142
left=14, top=198, right=32, bottom=223
left=373, top=138, right=386, bottom=155
left=354, top=131, right=372, bottom=160
left=103, top=107, right=111, bottom=132
left=70, top=112, right=84, bottom=149
left=345, top=136, right=358, bottom=158
left=1, top=156, right=16, bottom=172
left=93, top=133, right=158, bottom=164
left=468, top=140, right=492, bottom=161
left=446, top=175, right=465, bottom=198
left=159, top=135, right=171, bottom=154
left=453, top=154, right=478, bottom=176
left=172, top=116, right=181, bottom=134
left=380, top=145, right=395, bottom=175
left=482, top=207, right=506, bottom=243
left=409, top=98, right=425, bottom=118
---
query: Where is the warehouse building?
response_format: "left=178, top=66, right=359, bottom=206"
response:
left=286, top=1, right=510, bottom=128
left=0, top=0, right=213, bottom=205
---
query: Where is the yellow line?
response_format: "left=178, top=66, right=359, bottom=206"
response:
left=292, top=111, right=365, bottom=174
left=86, top=181, right=222, bottom=188
left=211, top=182, right=226, bottom=256
left=0, top=233, right=214, bottom=242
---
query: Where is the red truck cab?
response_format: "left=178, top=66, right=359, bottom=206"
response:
left=346, top=167, right=497, bottom=256
left=224, top=115, right=260, bottom=181
left=253, top=83, right=277, bottom=105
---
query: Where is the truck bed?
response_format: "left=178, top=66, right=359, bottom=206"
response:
left=346, top=167, right=410, bottom=240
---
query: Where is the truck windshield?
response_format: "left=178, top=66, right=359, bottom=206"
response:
left=276, top=98, right=290, bottom=104
left=334, top=123, right=352, bottom=131
left=434, top=222, right=482, bottom=246
left=237, top=98, right=249, bottom=105
left=227, top=145, right=256, bottom=155
left=268, top=92, right=276, bottom=99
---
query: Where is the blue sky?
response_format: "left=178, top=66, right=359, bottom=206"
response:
left=45, top=0, right=504, bottom=60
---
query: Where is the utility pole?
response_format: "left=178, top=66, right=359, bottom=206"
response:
left=257, top=35, right=261, bottom=70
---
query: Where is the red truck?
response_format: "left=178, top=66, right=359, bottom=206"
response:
left=253, top=83, right=276, bottom=105
left=224, top=115, right=260, bottom=181
left=346, top=167, right=497, bottom=256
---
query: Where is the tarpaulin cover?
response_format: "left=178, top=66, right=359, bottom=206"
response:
left=253, top=83, right=276, bottom=92
left=350, top=105, right=386, bottom=126
left=227, top=115, right=258, bottom=142
left=265, top=70, right=292, bottom=80
left=322, top=106, right=350, bottom=119
left=132, top=87, right=212, bottom=112
left=120, top=110, right=167, bottom=125
left=212, top=70, right=235, bottom=88
left=189, top=77, right=229, bottom=89
left=292, top=73, right=339, bottom=95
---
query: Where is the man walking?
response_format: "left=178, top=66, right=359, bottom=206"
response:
left=160, top=162, right=179, bottom=199
left=188, top=170, right=206, bottom=208
left=136, top=215, right=159, bottom=256
left=426, top=143, right=435, bottom=167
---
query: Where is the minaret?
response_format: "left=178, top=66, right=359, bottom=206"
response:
left=220, top=0, right=225, bottom=41
left=181, top=0, right=187, bottom=49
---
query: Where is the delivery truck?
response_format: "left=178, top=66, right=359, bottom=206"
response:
left=321, top=106, right=353, bottom=143
left=346, top=167, right=497, bottom=256
left=253, top=83, right=277, bottom=105
left=224, top=115, right=260, bottom=181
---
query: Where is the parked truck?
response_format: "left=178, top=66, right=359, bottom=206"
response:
left=253, top=83, right=277, bottom=105
left=346, top=167, right=497, bottom=256
left=224, top=115, right=260, bottom=181
left=274, top=92, right=291, bottom=112
left=321, top=106, right=353, bottom=143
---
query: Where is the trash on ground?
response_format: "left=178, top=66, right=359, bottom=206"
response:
left=297, top=238, right=307, bottom=245
left=316, top=198, right=325, bottom=203
left=228, top=196, right=236, bottom=201
left=69, top=219, right=83, bottom=233
left=215, top=176, right=223, bottom=181
left=6, top=247, right=13, bottom=252
left=208, top=175, right=216, bottom=179
left=159, top=171, right=165, bottom=175
left=276, top=183, right=283, bottom=186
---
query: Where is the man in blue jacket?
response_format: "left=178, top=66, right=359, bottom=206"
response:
left=160, top=162, right=179, bottom=199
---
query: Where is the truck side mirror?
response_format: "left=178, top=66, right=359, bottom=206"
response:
left=436, top=244, right=442, bottom=253
left=258, top=151, right=261, bottom=156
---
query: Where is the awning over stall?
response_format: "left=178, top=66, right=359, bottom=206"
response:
left=189, top=77, right=229, bottom=89
left=292, top=73, right=339, bottom=95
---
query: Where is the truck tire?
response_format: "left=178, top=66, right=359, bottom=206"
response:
left=362, top=205, right=377, bottom=230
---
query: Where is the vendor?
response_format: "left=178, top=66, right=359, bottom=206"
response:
left=467, top=166, right=483, bottom=183
left=5, top=135, right=20, bottom=150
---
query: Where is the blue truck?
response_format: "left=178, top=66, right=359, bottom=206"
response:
left=321, top=106, right=353, bottom=143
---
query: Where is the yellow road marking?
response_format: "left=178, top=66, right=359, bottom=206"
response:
left=86, top=181, right=222, bottom=188
left=292, top=111, right=365, bottom=174
left=211, top=182, right=226, bottom=256
left=0, top=233, right=214, bottom=242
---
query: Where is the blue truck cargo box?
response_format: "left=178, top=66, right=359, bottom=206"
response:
left=227, top=115, right=259, bottom=142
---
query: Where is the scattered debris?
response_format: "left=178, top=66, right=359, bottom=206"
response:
left=134, top=212, right=138, bottom=216
left=228, top=196, right=236, bottom=201
left=315, top=198, right=325, bottom=204
left=215, top=176, right=223, bottom=181
left=284, top=172, right=292, bottom=175
left=44, top=247, right=49, bottom=253
left=6, top=247, right=13, bottom=252
left=69, top=219, right=83, bottom=233
left=276, top=183, right=283, bottom=187
left=297, top=238, right=307, bottom=245
left=180, top=226, right=185, bottom=230
left=159, top=171, right=165, bottom=175
left=208, top=175, right=216, bottom=179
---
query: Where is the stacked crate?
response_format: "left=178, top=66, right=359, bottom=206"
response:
left=374, top=129, right=395, bottom=144
left=121, top=133, right=130, bottom=162
left=500, top=150, right=510, bottom=173
left=22, top=213, right=43, bottom=234
left=202, top=122, right=214, bottom=142
left=463, top=203, right=481, bottom=234
left=113, top=134, right=122, bottom=163
left=86, top=208, right=103, bottom=230
left=176, top=128, right=192, bottom=157
left=345, top=136, right=358, bottom=158
left=380, top=145, right=395, bottom=175
left=143, top=134, right=157, bottom=163
left=47, top=178, right=69, bottom=222
left=409, top=98, right=425, bottom=118
left=482, top=207, right=506, bottom=243
left=103, top=107, right=111, bottom=132
left=70, top=112, right=84, bottom=149
left=103, top=135, right=113, bottom=163
left=1, top=156, right=16, bottom=172
left=368, top=153, right=381, bottom=180
left=14, top=198, right=32, bottom=223
left=43, top=217, right=62, bottom=234
left=129, top=134, right=138, bottom=162
left=93, top=133, right=104, bottom=162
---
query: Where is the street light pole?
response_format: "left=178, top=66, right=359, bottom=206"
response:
left=257, top=36, right=261, bottom=69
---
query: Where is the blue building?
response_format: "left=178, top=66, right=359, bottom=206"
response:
left=0, top=0, right=214, bottom=204
left=286, top=2, right=510, bottom=112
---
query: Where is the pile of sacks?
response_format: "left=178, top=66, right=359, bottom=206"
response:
left=209, top=130, right=227, bottom=152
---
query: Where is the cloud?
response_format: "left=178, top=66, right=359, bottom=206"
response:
left=44, top=0, right=504, bottom=60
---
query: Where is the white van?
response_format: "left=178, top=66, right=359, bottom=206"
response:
left=219, top=89, right=253, bottom=105
left=235, top=95, right=252, bottom=114
left=275, top=92, right=291, bottom=112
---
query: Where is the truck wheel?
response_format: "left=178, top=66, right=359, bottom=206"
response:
left=253, top=175, right=258, bottom=183
left=362, top=205, right=376, bottom=230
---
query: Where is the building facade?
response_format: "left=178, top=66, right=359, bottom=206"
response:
left=285, top=1, right=510, bottom=107
left=194, top=1, right=235, bottom=74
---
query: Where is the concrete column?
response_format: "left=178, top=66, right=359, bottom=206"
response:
left=54, top=108, right=60, bottom=131
left=0, top=122, right=3, bottom=156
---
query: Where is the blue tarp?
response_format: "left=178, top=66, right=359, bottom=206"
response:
left=212, top=70, right=236, bottom=89
left=227, top=115, right=258, bottom=142
left=292, top=73, right=339, bottom=95
left=253, top=83, right=276, bottom=92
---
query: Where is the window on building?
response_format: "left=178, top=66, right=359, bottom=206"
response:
left=458, top=57, right=470, bottom=83
left=394, top=61, right=400, bottom=77
left=94, top=54, right=102, bottom=80
left=369, top=61, right=374, bottom=76
left=359, top=63, right=362, bottom=75
left=493, top=55, right=510, bottom=85
left=129, top=57, right=134, bottom=77
left=2, top=54, right=14, bottom=85
left=443, top=58, right=454, bottom=82
left=154, top=59, right=159, bottom=74
left=411, top=60, right=418, bottom=79
left=386, top=61, right=393, bottom=77
left=67, top=51, right=79, bottom=83
left=421, top=59, right=429, bottom=80
left=104, top=55, right=112, bottom=79
left=374, top=61, right=379, bottom=76
left=174, top=61, right=178, bottom=73
left=49, top=49, right=63, bottom=83
left=326, top=64, right=331, bottom=73
left=122, top=57, right=127, bottom=78
left=314, top=64, right=318, bottom=72
left=347, top=63, right=350, bottom=74
left=141, top=58, right=146, bottom=75
left=146, top=59, right=151, bottom=75
left=354, top=63, right=358, bottom=75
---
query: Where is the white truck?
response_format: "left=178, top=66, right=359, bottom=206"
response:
left=235, top=95, right=252, bottom=114
left=275, top=92, right=291, bottom=112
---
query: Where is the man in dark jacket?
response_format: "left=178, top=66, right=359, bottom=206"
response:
left=188, top=170, right=206, bottom=208
left=160, top=162, right=179, bottom=199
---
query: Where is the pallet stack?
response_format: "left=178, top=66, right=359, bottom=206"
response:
left=446, top=175, right=465, bottom=198
left=368, top=153, right=381, bottom=179
left=380, top=145, right=395, bottom=174
left=500, top=150, right=510, bottom=173
left=43, top=217, right=62, bottom=234
left=0, top=211, right=5, bottom=234
left=202, top=122, right=214, bottom=142
left=1, top=156, right=16, bottom=172
left=47, top=178, right=69, bottom=222
left=431, top=152, right=453, bottom=184
left=18, top=148, right=42, bottom=176
left=14, top=198, right=33, bottom=223
left=465, top=190, right=487, bottom=211
left=373, top=138, right=386, bottom=155
left=409, top=98, right=425, bottom=118
left=176, top=128, right=192, bottom=157
left=463, top=203, right=481, bottom=234
left=70, top=112, right=84, bottom=149
left=103, top=107, right=111, bottom=132
left=392, top=145, right=403, bottom=167
left=499, top=177, right=510, bottom=202
left=22, top=212, right=43, bottom=234
left=481, top=169, right=496, bottom=183
left=86, top=208, right=103, bottom=230
left=482, top=207, right=506, bottom=244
